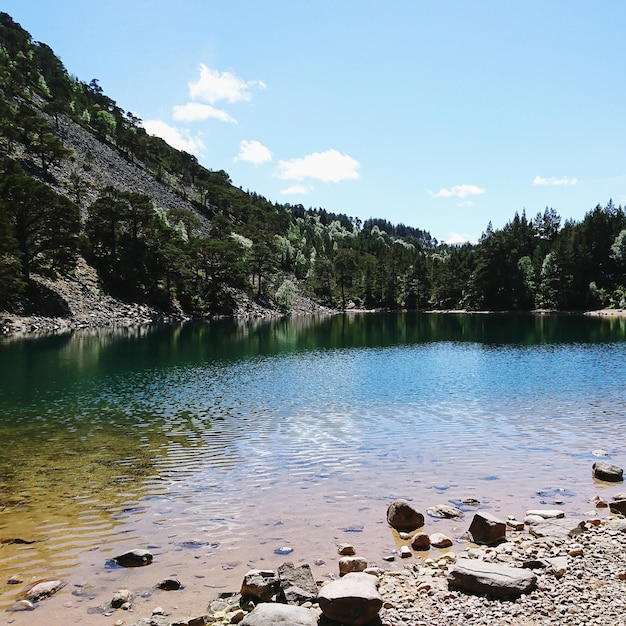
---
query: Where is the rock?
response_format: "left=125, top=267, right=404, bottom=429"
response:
left=240, top=569, right=280, bottom=602
left=589, top=495, right=608, bottom=508
left=411, top=532, right=431, bottom=550
left=593, top=461, right=624, bottom=482
left=430, top=532, right=453, bottom=548
left=337, top=543, right=356, bottom=556
left=5, top=599, right=36, bottom=612
left=112, top=549, right=153, bottom=567
left=111, top=589, right=133, bottom=608
left=592, top=449, right=609, bottom=456
left=607, top=519, right=626, bottom=532
left=609, top=499, right=626, bottom=515
left=525, top=509, right=565, bottom=519
left=157, top=578, right=183, bottom=590
left=529, top=518, right=586, bottom=540
left=447, top=558, right=537, bottom=598
left=318, top=572, right=383, bottom=626
left=400, top=546, right=412, bottom=558
left=20, top=578, right=66, bottom=601
left=547, top=556, right=568, bottom=576
left=524, top=514, right=545, bottom=525
left=277, top=563, right=317, bottom=604
left=468, top=512, right=506, bottom=545
left=339, top=556, right=368, bottom=576
left=613, top=493, right=626, bottom=501
left=507, top=518, right=525, bottom=531
left=386, top=499, right=424, bottom=532
left=240, top=603, right=319, bottom=625
left=427, top=504, right=463, bottom=519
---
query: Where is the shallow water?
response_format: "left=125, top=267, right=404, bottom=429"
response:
left=1, top=312, right=626, bottom=622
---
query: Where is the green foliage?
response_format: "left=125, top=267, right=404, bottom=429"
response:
left=275, top=279, right=296, bottom=310
left=0, top=158, right=80, bottom=281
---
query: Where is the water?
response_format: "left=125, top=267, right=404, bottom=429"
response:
left=1, top=312, right=626, bottom=620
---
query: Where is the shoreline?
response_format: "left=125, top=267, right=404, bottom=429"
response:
left=4, top=494, right=626, bottom=625
left=2, top=307, right=625, bottom=339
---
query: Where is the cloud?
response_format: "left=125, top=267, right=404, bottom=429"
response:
left=445, top=232, right=475, bottom=245
left=189, top=64, right=266, bottom=105
left=172, top=102, right=235, bottom=124
left=235, top=140, right=272, bottom=165
left=280, top=184, right=311, bottom=195
left=428, top=184, right=486, bottom=199
left=142, top=119, right=204, bottom=153
left=532, top=175, right=578, bottom=186
left=277, top=149, right=360, bottom=183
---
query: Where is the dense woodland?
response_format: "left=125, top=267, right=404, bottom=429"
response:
left=1, top=12, right=626, bottom=316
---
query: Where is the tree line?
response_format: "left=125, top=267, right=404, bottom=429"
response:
left=1, top=11, right=625, bottom=315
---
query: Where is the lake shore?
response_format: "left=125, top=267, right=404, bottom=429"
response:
left=5, top=502, right=626, bottom=626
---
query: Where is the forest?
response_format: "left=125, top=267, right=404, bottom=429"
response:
left=1, top=11, right=625, bottom=316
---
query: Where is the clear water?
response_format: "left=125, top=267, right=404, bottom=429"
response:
left=1, top=312, right=626, bottom=618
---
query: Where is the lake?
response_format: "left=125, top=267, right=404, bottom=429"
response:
left=1, top=312, right=626, bottom=620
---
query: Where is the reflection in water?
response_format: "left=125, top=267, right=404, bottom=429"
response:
left=0, top=312, right=625, bottom=612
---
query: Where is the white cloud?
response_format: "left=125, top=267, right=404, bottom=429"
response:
left=142, top=119, right=204, bottom=154
left=277, top=149, right=360, bottom=183
left=236, top=140, right=272, bottom=165
left=532, top=175, right=578, bottom=186
left=428, top=184, right=486, bottom=199
left=280, top=184, right=311, bottom=195
left=189, top=64, right=266, bottom=105
left=445, top=232, right=475, bottom=245
left=172, top=102, right=235, bottom=124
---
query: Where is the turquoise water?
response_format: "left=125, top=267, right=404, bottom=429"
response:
left=1, top=312, right=626, bottom=611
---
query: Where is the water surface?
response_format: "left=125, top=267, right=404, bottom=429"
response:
left=1, top=312, right=625, bottom=620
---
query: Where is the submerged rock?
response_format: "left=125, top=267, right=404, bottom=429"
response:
left=20, top=578, right=66, bottom=602
left=112, top=549, right=153, bottom=567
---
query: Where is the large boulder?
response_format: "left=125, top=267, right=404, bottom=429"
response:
left=448, top=558, right=537, bottom=598
left=529, top=518, right=586, bottom=541
left=277, top=563, right=318, bottom=604
left=240, top=569, right=280, bottom=602
left=609, top=499, right=626, bottom=516
left=468, top=512, right=506, bottom=545
left=593, top=461, right=624, bottom=482
left=386, top=499, right=424, bottom=532
left=240, top=603, right=319, bottom=625
left=318, top=572, right=383, bottom=626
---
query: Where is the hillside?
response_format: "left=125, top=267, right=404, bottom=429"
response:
left=1, top=10, right=626, bottom=336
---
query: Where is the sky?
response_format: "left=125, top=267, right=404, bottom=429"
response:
left=3, top=1, right=626, bottom=244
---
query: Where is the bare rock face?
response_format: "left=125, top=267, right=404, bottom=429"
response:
left=468, top=512, right=506, bottom=545
left=448, top=558, right=537, bottom=598
left=593, top=461, right=624, bottom=482
left=240, top=602, right=319, bottom=625
left=386, top=499, right=424, bottom=532
left=240, top=569, right=280, bottom=603
left=318, top=572, right=383, bottom=626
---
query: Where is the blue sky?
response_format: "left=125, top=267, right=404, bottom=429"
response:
left=4, top=1, right=626, bottom=244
